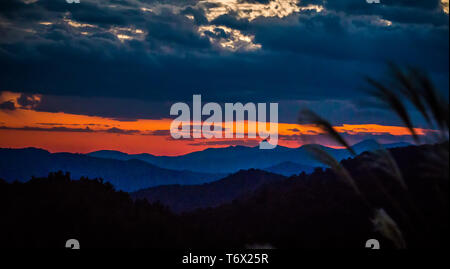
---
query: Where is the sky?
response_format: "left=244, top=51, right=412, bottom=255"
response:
left=0, top=0, right=448, bottom=155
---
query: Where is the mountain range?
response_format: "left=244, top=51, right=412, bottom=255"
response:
left=0, top=140, right=410, bottom=192
left=0, top=148, right=222, bottom=192
left=263, top=161, right=316, bottom=176
left=88, top=139, right=411, bottom=174
left=1, top=143, right=446, bottom=248
left=128, top=141, right=410, bottom=213
left=131, top=169, right=286, bottom=213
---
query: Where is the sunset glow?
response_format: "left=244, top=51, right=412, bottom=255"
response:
left=0, top=91, right=431, bottom=156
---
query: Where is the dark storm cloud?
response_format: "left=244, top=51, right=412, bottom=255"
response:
left=143, top=11, right=210, bottom=49
left=253, top=11, right=448, bottom=71
left=146, top=129, right=171, bottom=136
left=210, top=14, right=250, bottom=30
left=0, top=100, right=16, bottom=111
left=180, top=6, right=209, bottom=25
left=32, top=94, right=172, bottom=120
left=0, top=125, right=142, bottom=135
left=0, top=125, right=95, bottom=133
left=105, top=127, right=140, bottom=135
left=0, top=0, right=448, bottom=125
left=17, top=93, right=40, bottom=109
left=37, top=122, right=110, bottom=127
left=299, top=0, right=448, bottom=26
left=238, top=0, right=271, bottom=4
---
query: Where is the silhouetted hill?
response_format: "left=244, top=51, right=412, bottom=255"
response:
left=0, top=143, right=447, bottom=248
left=263, top=161, right=316, bottom=176
left=131, top=170, right=286, bottom=213
left=184, top=143, right=448, bottom=248
left=88, top=139, right=410, bottom=173
left=85, top=149, right=134, bottom=160
left=0, top=172, right=179, bottom=248
left=0, top=148, right=223, bottom=192
left=352, top=139, right=411, bottom=154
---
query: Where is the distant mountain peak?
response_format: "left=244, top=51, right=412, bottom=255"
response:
left=352, top=139, right=378, bottom=146
left=89, top=149, right=129, bottom=155
left=0, top=147, right=50, bottom=154
left=352, top=139, right=411, bottom=153
left=131, top=168, right=286, bottom=213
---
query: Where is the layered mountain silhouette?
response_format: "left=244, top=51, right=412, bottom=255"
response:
left=263, top=161, right=315, bottom=176
left=131, top=169, right=286, bottom=213
left=0, top=148, right=223, bottom=192
left=1, top=143, right=447, bottom=248
left=88, top=140, right=411, bottom=174
left=0, top=140, right=410, bottom=192
left=128, top=141, right=414, bottom=213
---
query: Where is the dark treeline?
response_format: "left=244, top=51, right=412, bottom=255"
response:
left=0, top=143, right=448, bottom=248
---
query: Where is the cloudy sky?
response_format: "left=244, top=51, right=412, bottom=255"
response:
left=0, top=0, right=448, bottom=155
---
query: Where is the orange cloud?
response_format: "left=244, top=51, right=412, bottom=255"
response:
left=0, top=91, right=431, bottom=155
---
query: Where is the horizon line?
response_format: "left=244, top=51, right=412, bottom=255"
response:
left=0, top=139, right=414, bottom=157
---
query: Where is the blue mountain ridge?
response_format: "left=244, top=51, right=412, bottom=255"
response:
left=0, top=148, right=223, bottom=192
left=88, top=139, right=411, bottom=174
left=0, top=140, right=410, bottom=192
